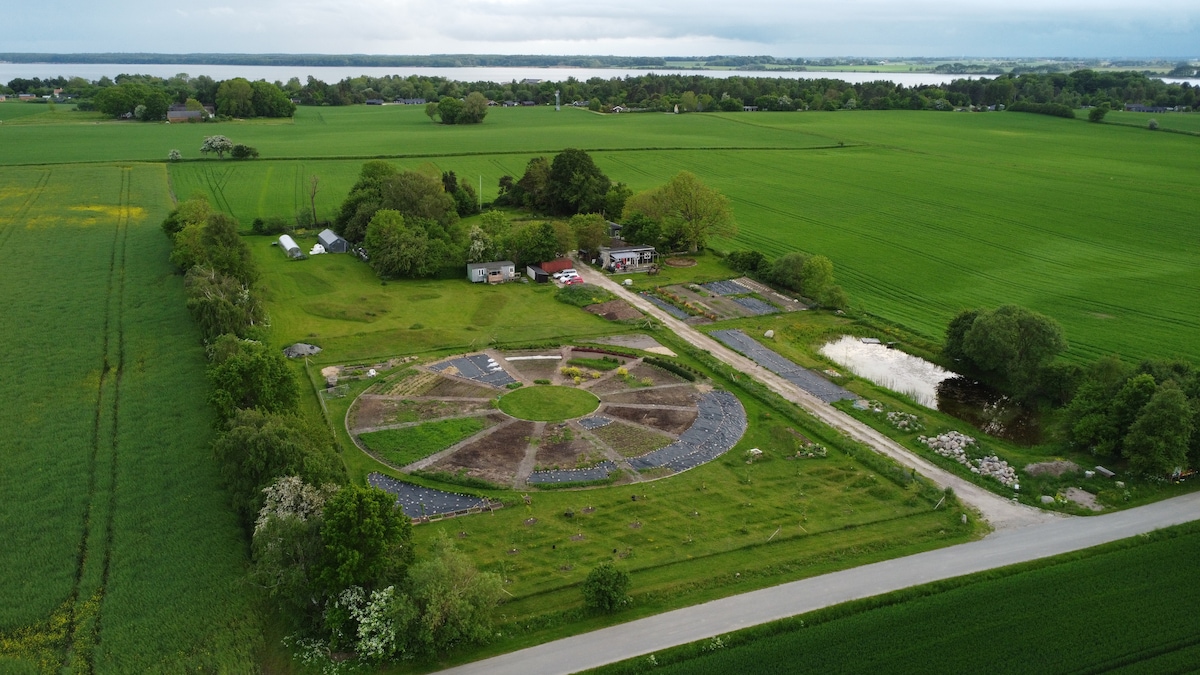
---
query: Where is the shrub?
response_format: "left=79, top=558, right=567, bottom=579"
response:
left=168, top=149, right=182, bottom=162
left=231, top=144, right=260, bottom=159
left=643, top=356, right=698, bottom=381
left=251, top=216, right=290, bottom=235
left=556, top=284, right=615, bottom=307
left=582, top=562, right=630, bottom=613
left=1148, top=119, right=1159, bottom=130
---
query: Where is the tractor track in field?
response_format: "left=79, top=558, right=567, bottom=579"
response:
left=62, top=167, right=131, bottom=673
left=0, top=169, right=50, bottom=250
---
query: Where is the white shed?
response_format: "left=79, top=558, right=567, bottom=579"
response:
left=278, top=234, right=302, bottom=259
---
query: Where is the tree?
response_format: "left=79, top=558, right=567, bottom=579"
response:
left=582, top=562, right=629, bottom=612
left=404, top=537, right=503, bottom=655
left=604, top=182, right=632, bottom=219
left=206, top=335, right=299, bottom=420
left=548, top=148, right=612, bottom=215
left=725, top=250, right=765, bottom=274
left=212, top=410, right=345, bottom=527
left=364, top=210, right=444, bottom=278
left=619, top=212, right=661, bottom=247
left=514, top=156, right=553, bottom=213
left=434, top=96, right=464, bottom=124
left=958, top=305, right=1068, bottom=398
left=216, top=78, right=255, bottom=117
left=380, top=170, right=459, bottom=230
left=167, top=149, right=182, bottom=162
left=624, top=171, right=735, bottom=253
left=334, top=160, right=399, bottom=242
left=1123, top=381, right=1193, bottom=476
left=231, top=144, right=259, bottom=159
left=943, top=309, right=982, bottom=362
left=1088, top=104, right=1110, bottom=123
left=200, top=135, right=234, bottom=159
left=424, top=101, right=440, bottom=121
left=801, top=254, right=834, bottom=299
left=459, top=92, right=489, bottom=124
left=767, top=252, right=808, bottom=292
left=508, top=221, right=559, bottom=266
left=317, top=485, right=413, bottom=593
left=572, top=213, right=610, bottom=254
left=184, top=266, right=266, bottom=342
left=308, top=175, right=320, bottom=228
left=250, top=79, right=296, bottom=117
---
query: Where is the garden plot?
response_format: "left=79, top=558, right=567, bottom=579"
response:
left=702, top=279, right=753, bottom=296
left=423, top=377, right=500, bottom=398
left=585, top=299, right=642, bottom=321
left=629, top=391, right=748, bottom=473
left=627, top=362, right=690, bottom=386
left=430, top=420, right=537, bottom=485
left=603, top=405, right=698, bottom=435
left=730, top=296, right=780, bottom=316
left=666, top=284, right=754, bottom=320
left=368, top=473, right=490, bottom=518
left=430, top=353, right=516, bottom=387
left=350, top=396, right=493, bottom=429
left=640, top=292, right=690, bottom=319
left=712, top=329, right=856, bottom=403
left=504, top=353, right=563, bottom=379
left=591, top=421, right=675, bottom=458
left=532, top=422, right=607, bottom=471
left=527, top=461, right=619, bottom=485
left=602, top=384, right=700, bottom=407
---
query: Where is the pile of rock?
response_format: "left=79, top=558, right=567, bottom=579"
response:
left=918, top=431, right=1019, bottom=489
left=885, top=411, right=924, bottom=432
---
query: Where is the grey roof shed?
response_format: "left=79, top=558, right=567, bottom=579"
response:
left=317, top=229, right=348, bottom=253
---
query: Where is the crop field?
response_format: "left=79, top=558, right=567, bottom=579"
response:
left=603, top=523, right=1200, bottom=674
left=159, top=107, right=1200, bottom=363
left=0, top=164, right=257, bottom=672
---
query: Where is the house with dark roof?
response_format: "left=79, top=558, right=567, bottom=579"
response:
left=467, top=261, right=516, bottom=283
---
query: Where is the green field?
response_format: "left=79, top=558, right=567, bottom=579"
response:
left=360, top=417, right=488, bottom=466
left=596, top=523, right=1200, bottom=674
left=498, top=385, right=599, bottom=421
left=158, top=106, right=1200, bottom=364
left=0, top=165, right=258, bottom=671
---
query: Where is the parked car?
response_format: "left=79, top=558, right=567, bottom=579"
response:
left=552, top=268, right=578, bottom=280
left=564, top=277, right=585, bottom=285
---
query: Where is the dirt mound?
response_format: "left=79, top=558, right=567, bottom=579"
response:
left=586, top=300, right=642, bottom=321
left=1025, top=460, right=1081, bottom=477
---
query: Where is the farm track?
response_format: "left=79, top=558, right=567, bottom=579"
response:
left=0, top=169, right=50, bottom=250
left=63, top=167, right=131, bottom=672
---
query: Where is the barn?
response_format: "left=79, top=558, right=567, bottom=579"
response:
left=278, top=234, right=302, bottom=259
left=317, top=228, right=348, bottom=253
left=467, top=261, right=516, bottom=283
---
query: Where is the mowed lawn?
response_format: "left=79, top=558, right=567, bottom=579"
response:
left=0, top=164, right=258, bottom=671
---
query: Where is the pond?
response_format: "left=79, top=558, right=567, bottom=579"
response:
left=819, top=335, right=1041, bottom=445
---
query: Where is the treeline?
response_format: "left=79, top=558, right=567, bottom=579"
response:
left=3, top=73, right=294, bottom=120
left=8, top=69, right=1193, bottom=114
left=941, top=306, right=1198, bottom=478
left=722, top=249, right=848, bottom=309
left=160, top=195, right=503, bottom=665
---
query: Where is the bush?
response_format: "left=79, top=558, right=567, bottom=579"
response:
left=582, top=562, right=630, bottom=613
left=1088, top=104, right=1110, bottom=123
left=1148, top=119, right=1159, bottom=130
left=726, top=250, right=766, bottom=274
left=643, top=356, right=699, bottom=381
left=251, top=216, right=290, bottom=235
left=556, top=284, right=615, bottom=307
left=231, top=144, right=260, bottom=159
left=168, top=149, right=182, bottom=162
left=1007, top=101, right=1076, bottom=119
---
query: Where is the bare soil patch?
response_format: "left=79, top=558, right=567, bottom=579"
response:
left=350, top=397, right=490, bottom=429
left=432, top=420, right=536, bottom=484
left=505, top=358, right=561, bottom=380
left=1065, top=487, right=1103, bottom=511
left=587, top=334, right=667, bottom=352
left=627, top=362, right=689, bottom=386
left=534, top=423, right=605, bottom=470
left=585, top=299, right=642, bottom=321
left=591, top=421, right=674, bottom=458
left=664, top=257, right=695, bottom=267
left=590, top=376, right=639, bottom=395
left=603, top=385, right=699, bottom=407
left=1025, top=460, right=1081, bottom=477
left=375, top=370, right=441, bottom=396
left=424, top=377, right=498, bottom=398
left=604, top=405, right=697, bottom=435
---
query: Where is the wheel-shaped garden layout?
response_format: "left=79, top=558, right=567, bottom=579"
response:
left=347, top=347, right=748, bottom=489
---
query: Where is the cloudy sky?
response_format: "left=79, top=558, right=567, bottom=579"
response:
left=9, top=0, right=1199, bottom=57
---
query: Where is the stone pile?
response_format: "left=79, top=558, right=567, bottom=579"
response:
left=918, top=431, right=1019, bottom=489
left=885, top=411, right=924, bottom=432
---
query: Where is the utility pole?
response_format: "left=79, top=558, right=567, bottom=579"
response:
left=555, top=89, right=560, bottom=111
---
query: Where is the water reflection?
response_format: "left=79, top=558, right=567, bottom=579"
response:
left=936, top=377, right=1042, bottom=446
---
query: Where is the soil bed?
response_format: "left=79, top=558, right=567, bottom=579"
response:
left=603, top=405, right=698, bottom=435
left=431, top=420, right=537, bottom=485
left=603, top=386, right=699, bottom=407
left=585, top=299, right=642, bottom=321
left=591, top=421, right=674, bottom=457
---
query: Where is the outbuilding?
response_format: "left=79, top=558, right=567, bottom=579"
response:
left=540, top=258, right=574, bottom=275
left=278, top=234, right=302, bottom=259
left=526, top=265, right=550, bottom=283
left=317, top=228, right=348, bottom=253
left=467, top=261, right=516, bottom=284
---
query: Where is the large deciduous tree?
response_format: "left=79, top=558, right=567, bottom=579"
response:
left=317, top=485, right=413, bottom=593
left=1123, top=381, right=1193, bottom=476
left=216, top=78, right=255, bottom=117
left=206, top=334, right=299, bottom=420
left=624, top=171, right=735, bottom=252
left=945, top=305, right=1067, bottom=399
left=200, top=135, right=234, bottom=159
left=548, top=148, right=612, bottom=215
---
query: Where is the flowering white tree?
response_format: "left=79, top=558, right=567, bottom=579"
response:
left=200, top=135, right=234, bottom=159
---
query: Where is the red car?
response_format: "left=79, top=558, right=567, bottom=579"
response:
left=564, top=277, right=585, bottom=285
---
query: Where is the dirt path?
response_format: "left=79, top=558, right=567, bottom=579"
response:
left=579, top=266, right=1055, bottom=530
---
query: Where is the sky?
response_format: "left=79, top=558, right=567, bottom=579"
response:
left=8, top=0, right=1199, bottom=57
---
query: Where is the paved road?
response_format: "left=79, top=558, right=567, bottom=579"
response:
left=438, top=490, right=1200, bottom=675
left=577, top=267, right=1053, bottom=530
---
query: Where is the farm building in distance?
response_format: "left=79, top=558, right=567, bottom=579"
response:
left=600, top=245, right=657, bottom=272
left=278, top=234, right=302, bottom=259
left=317, top=228, right=348, bottom=253
left=526, top=265, right=550, bottom=283
left=467, top=261, right=516, bottom=284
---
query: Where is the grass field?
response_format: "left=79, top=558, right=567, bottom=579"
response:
left=498, top=385, right=599, bottom=421
left=359, top=417, right=488, bottom=467
left=156, top=106, right=1200, bottom=364
left=594, top=522, right=1200, bottom=674
left=0, top=164, right=259, bottom=672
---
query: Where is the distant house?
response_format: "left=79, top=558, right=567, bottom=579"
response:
left=18, top=94, right=35, bottom=101
left=278, top=234, right=302, bottom=259
left=521, top=79, right=543, bottom=85
left=610, top=105, right=629, bottom=113
left=502, top=101, right=519, bottom=107
left=393, top=98, right=427, bottom=105
left=599, top=245, right=656, bottom=272
left=1125, top=104, right=1170, bottom=113
left=467, top=261, right=516, bottom=283
left=742, top=105, right=759, bottom=112
left=521, top=101, right=536, bottom=106
left=365, top=99, right=384, bottom=105
left=166, top=103, right=215, bottom=123
left=317, top=228, right=348, bottom=253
